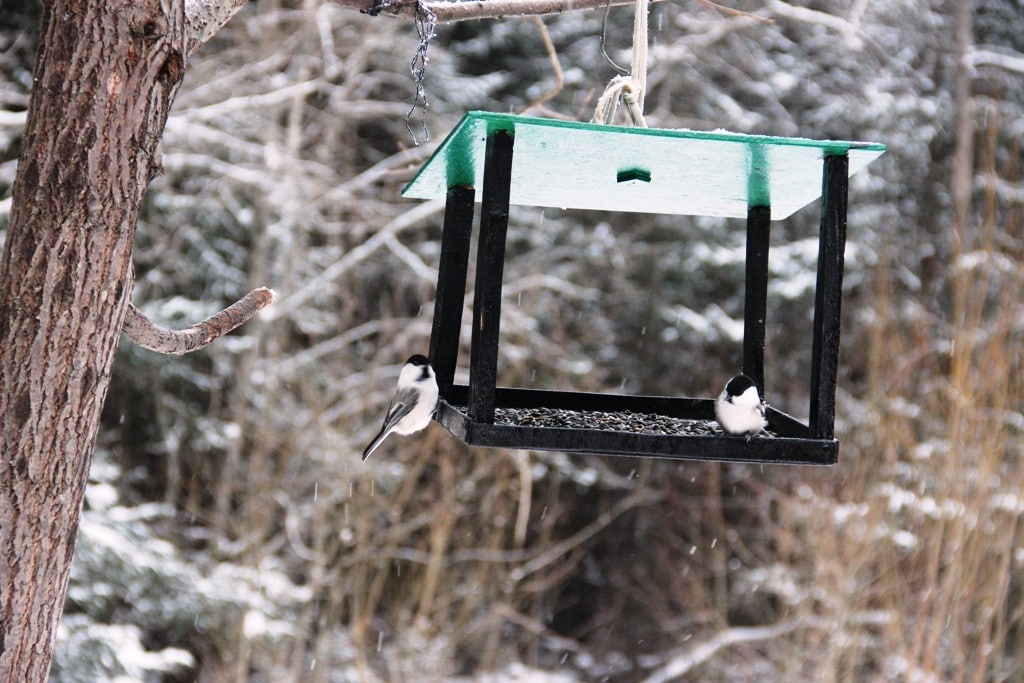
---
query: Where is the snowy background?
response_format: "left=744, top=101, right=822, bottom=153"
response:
left=1, top=0, right=1023, bottom=680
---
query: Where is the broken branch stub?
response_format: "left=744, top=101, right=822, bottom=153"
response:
left=123, top=287, right=275, bottom=355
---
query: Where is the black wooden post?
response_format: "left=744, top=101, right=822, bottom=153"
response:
left=468, top=130, right=514, bottom=423
left=429, top=185, right=476, bottom=395
left=809, top=154, right=849, bottom=439
left=743, top=204, right=771, bottom=393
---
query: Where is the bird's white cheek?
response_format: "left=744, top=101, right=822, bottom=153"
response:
left=735, top=388, right=762, bottom=408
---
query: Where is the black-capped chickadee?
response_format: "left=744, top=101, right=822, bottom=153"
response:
left=362, top=354, right=439, bottom=460
left=714, top=374, right=767, bottom=437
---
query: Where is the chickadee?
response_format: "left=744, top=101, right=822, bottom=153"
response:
left=362, top=354, right=439, bottom=460
left=715, top=374, right=767, bottom=437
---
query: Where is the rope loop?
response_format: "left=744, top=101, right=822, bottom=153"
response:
left=592, top=0, right=649, bottom=127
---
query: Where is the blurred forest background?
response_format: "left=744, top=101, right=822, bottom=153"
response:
left=2, top=0, right=1023, bottom=680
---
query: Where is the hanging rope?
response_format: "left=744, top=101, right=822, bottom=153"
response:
left=592, top=0, right=649, bottom=127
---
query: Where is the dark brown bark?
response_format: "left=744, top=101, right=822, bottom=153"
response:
left=0, top=0, right=186, bottom=679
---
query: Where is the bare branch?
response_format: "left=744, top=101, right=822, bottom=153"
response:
left=696, top=0, right=769, bottom=21
left=333, top=0, right=669, bottom=23
left=519, top=17, right=566, bottom=116
left=123, top=287, right=276, bottom=355
left=641, top=621, right=801, bottom=683
left=184, top=0, right=248, bottom=54
left=766, top=0, right=863, bottom=50
left=264, top=198, right=445, bottom=321
left=508, top=488, right=662, bottom=582
left=0, top=110, right=27, bottom=127
left=493, top=604, right=584, bottom=653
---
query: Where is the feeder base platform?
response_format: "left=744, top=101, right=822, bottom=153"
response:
left=434, top=386, right=837, bottom=465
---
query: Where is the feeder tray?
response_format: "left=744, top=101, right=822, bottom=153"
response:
left=403, top=112, right=885, bottom=465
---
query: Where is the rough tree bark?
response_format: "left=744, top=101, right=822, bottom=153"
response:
left=0, top=0, right=190, bottom=679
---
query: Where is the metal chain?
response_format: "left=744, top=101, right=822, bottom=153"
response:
left=600, top=0, right=628, bottom=75
left=406, top=0, right=437, bottom=145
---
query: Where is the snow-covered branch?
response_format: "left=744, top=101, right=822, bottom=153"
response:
left=263, top=199, right=445, bottom=321
left=184, top=0, right=248, bottom=54
left=332, top=0, right=668, bottom=22
left=641, top=621, right=800, bottom=683
left=766, top=0, right=864, bottom=50
left=967, top=47, right=1024, bottom=75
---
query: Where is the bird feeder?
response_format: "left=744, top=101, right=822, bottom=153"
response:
left=403, top=112, right=885, bottom=465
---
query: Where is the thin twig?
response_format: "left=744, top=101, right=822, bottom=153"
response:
left=508, top=488, right=662, bottom=581
left=519, top=16, right=566, bottom=114
left=641, top=620, right=801, bottom=683
left=264, top=198, right=444, bottom=320
left=493, top=603, right=584, bottom=652
left=123, top=287, right=275, bottom=355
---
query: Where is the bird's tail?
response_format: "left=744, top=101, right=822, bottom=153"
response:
left=361, top=426, right=389, bottom=460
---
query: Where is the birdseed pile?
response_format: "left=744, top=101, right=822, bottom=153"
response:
left=450, top=405, right=776, bottom=438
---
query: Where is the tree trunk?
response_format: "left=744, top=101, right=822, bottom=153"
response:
left=0, top=0, right=186, bottom=678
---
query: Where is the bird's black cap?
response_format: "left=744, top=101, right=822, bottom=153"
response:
left=724, top=374, right=759, bottom=397
left=406, top=354, right=430, bottom=366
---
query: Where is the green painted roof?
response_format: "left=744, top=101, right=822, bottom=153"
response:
left=402, top=111, right=885, bottom=220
